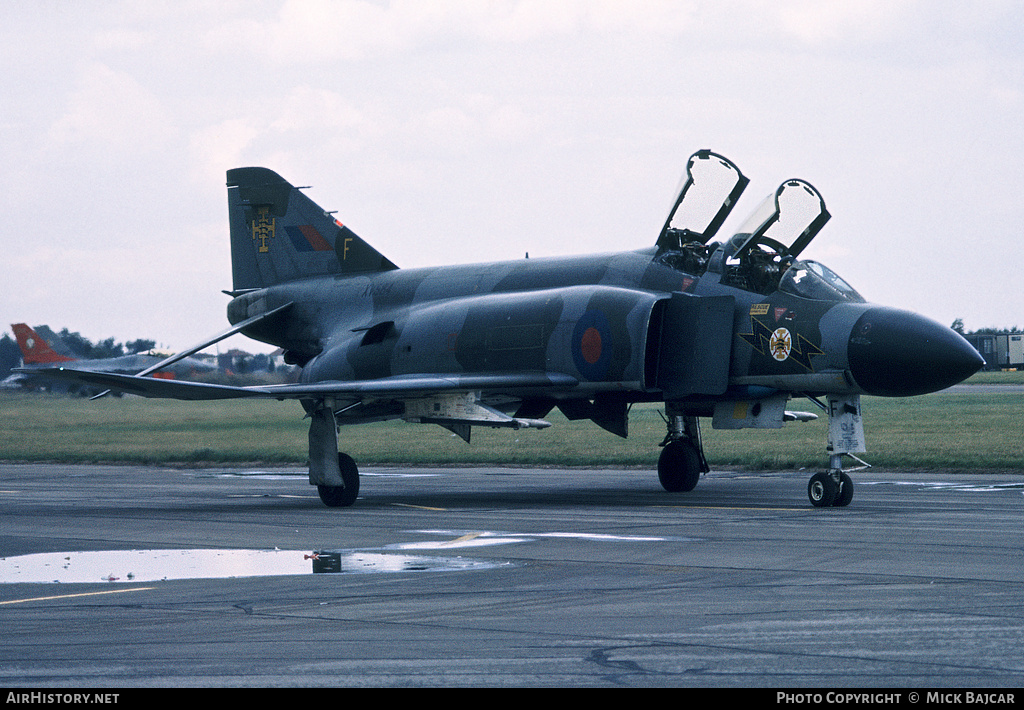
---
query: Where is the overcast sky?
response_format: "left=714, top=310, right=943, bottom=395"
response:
left=3, top=1, right=1022, bottom=355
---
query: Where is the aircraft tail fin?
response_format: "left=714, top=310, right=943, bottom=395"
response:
left=226, top=167, right=398, bottom=291
left=11, top=324, right=76, bottom=365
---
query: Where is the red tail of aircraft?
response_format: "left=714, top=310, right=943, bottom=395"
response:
left=10, top=324, right=75, bottom=365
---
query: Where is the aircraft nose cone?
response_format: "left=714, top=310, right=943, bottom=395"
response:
left=847, top=307, right=984, bottom=397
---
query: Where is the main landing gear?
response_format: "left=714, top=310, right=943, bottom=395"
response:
left=658, top=412, right=709, bottom=493
left=317, top=452, right=360, bottom=507
left=308, top=404, right=361, bottom=508
left=658, top=395, right=868, bottom=508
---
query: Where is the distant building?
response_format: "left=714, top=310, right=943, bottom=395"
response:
left=965, top=333, right=1024, bottom=371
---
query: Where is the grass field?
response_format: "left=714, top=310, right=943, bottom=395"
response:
left=2, top=375, right=1021, bottom=472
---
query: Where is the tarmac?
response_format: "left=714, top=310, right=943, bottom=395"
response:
left=1, top=463, right=1022, bottom=688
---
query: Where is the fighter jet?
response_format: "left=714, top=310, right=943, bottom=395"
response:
left=8, top=323, right=215, bottom=394
left=28, top=150, right=983, bottom=507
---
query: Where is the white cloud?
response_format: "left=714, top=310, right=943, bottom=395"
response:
left=772, top=0, right=912, bottom=45
left=204, top=0, right=704, bottom=64
left=189, top=118, right=262, bottom=185
left=5, top=1, right=1024, bottom=346
left=47, top=62, right=178, bottom=158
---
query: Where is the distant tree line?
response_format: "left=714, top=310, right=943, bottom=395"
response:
left=0, top=334, right=19, bottom=378
left=53, top=328, right=157, bottom=359
left=951, top=319, right=1021, bottom=335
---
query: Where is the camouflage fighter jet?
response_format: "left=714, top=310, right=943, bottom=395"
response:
left=29, top=150, right=984, bottom=507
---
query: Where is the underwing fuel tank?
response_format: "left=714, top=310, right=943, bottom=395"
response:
left=847, top=307, right=984, bottom=397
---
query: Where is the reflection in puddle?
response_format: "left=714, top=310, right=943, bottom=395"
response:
left=0, top=549, right=504, bottom=584
left=194, top=470, right=441, bottom=480
left=862, top=481, right=1024, bottom=492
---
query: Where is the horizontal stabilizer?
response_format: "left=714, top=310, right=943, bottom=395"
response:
left=87, top=302, right=295, bottom=400
left=136, top=302, right=295, bottom=379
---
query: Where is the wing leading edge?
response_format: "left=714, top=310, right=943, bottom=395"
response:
left=23, top=367, right=579, bottom=402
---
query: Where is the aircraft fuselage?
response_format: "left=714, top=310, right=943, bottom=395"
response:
left=228, top=244, right=980, bottom=423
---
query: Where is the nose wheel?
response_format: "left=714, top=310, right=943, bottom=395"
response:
left=808, top=470, right=853, bottom=507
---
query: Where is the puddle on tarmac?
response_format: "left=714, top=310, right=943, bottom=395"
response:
left=0, top=549, right=505, bottom=584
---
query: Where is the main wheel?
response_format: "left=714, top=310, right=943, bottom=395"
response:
left=807, top=472, right=838, bottom=507
left=317, top=452, right=360, bottom=507
left=832, top=472, right=854, bottom=507
left=658, top=440, right=702, bottom=493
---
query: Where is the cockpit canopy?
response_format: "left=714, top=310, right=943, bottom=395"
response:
left=725, top=179, right=830, bottom=262
left=779, top=260, right=865, bottom=303
left=656, top=150, right=860, bottom=301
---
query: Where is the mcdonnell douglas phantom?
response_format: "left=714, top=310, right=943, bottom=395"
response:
left=30, top=150, right=984, bottom=508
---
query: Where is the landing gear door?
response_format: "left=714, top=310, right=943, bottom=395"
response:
left=655, top=292, right=735, bottom=399
left=657, top=150, right=749, bottom=250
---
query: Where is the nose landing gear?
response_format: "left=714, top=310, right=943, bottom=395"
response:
left=808, top=393, right=870, bottom=508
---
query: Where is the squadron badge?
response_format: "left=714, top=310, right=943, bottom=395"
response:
left=769, top=327, right=792, bottom=362
left=252, top=206, right=275, bottom=253
left=739, top=318, right=823, bottom=370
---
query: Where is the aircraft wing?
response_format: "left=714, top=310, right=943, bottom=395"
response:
left=21, top=367, right=579, bottom=401
left=17, top=367, right=266, bottom=400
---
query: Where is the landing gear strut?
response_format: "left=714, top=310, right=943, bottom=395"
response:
left=658, top=411, right=709, bottom=493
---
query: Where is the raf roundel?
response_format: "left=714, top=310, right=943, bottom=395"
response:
left=572, top=309, right=613, bottom=381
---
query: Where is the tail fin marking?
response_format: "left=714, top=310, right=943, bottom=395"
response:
left=11, top=324, right=75, bottom=365
left=227, top=167, right=397, bottom=291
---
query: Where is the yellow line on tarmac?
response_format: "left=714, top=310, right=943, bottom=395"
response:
left=438, top=533, right=484, bottom=547
left=655, top=505, right=811, bottom=512
left=392, top=502, right=449, bottom=511
left=0, top=587, right=156, bottom=606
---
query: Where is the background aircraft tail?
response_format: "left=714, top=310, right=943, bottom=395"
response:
left=227, top=167, right=397, bottom=292
left=11, top=324, right=75, bottom=365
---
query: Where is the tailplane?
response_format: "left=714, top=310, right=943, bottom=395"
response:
left=227, top=167, right=397, bottom=291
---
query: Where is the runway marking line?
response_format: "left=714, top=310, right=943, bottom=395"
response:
left=655, top=505, right=811, bottom=512
left=438, top=532, right=485, bottom=547
left=392, top=502, right=449, bottom=511
left=0, top=587, right=156, bottom=606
